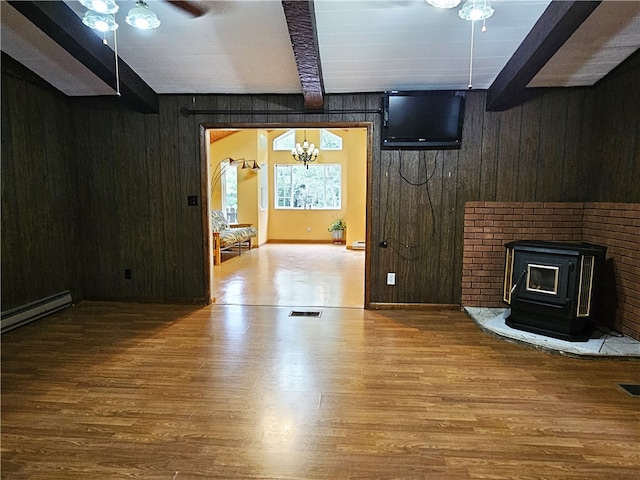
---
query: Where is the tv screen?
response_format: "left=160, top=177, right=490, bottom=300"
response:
left=382, top=90, right=465, bottom=149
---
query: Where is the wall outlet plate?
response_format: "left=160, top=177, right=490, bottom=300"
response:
left=387, top=272, right=396, bottom=285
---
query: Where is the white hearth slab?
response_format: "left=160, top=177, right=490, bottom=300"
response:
left=465, top=307, right=640, bottom=358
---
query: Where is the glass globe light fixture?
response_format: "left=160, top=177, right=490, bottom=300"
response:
left=126, top=1, right=162, bottom=30
left=425, top=0, right=461, bottom=8
left=459, top=0, right=494, bottom=21
left=79, top=0, right=119, bottom=14
left=82, top=11, right=118, bottom=32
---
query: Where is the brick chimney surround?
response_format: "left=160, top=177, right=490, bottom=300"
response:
left=462, top=202, right=640, bottom=341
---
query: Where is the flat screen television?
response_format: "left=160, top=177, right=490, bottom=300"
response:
left=382, top=90, right=465, bottom=149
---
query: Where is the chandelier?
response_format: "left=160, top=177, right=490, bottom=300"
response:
left=291, top=132, right=319, bottom=169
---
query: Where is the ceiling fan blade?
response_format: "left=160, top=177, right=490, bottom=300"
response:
left=165, top=1, right=208, bottom=18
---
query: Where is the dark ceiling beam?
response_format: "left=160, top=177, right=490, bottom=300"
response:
left=282, top=0, right=324, bottom=110
left=8, top=1, right=158, bottom=114
left=486, top=1, right=601, bottom=112
left=166, top=1, right=209, bottom=18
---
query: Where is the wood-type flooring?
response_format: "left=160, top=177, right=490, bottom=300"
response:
left=2, top=245, right=639, bottom=479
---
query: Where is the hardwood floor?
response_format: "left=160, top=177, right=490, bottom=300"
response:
left=213, top=243, right=365, bottom=308
left=2, top=245, right=639, bottom=479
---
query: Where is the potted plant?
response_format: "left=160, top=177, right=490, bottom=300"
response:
left=328, top=218, right=346, bottom=244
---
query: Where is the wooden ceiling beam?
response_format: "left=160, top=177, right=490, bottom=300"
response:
left=282, top=0, right=324, bottom=110
left=166, top=1, right=208, bottom=18
left=486, top=1, right=601, bottom=112
left=8, top=1, right=159, bottom=114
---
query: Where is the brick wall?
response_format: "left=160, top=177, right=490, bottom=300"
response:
left=462, top=201, right=640, bottom=340
left=582, top=203, right=640, bottom=339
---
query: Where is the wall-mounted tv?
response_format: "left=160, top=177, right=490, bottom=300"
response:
left=382, top=90, right=466, bottom=149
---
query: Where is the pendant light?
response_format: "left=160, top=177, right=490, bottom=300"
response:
left=126, top=1, right=161, bottom=30
left=79, top=0, right=119, bottom=14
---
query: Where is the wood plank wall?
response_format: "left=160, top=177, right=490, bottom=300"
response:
left=0, top=55, right=82, bottom=311
left=2, top=53, right=638, bottom=310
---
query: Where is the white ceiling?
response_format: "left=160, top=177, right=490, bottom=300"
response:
left=1, top=0, right=639, bottom=99
left=315, top=0, right=552, bottom=92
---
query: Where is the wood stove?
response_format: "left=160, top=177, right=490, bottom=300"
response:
left=503, top=241, right=607, bottom=341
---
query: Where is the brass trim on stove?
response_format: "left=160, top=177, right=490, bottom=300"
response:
left=526, top=264, right=559, bottom=295
left=503, top=247, right=514, bottom=304
left=577, top=255, right=595, bottom=317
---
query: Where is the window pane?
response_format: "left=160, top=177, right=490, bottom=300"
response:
left=273, top=130, right=296, bottom=151
left=274, top=164, right=341, bottom=210
left=321, top=129, right=343, bottom=150
left=222, top=161, right=238, bottom=222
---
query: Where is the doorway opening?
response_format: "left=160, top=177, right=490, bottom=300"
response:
left=200, top=123, right=372, bottom=309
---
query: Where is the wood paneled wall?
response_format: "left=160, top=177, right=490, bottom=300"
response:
left=0, top=55, right=81, bottom=311
left=372, top=88, right=597, bottom=305
left=2, top=53, right=638, bottom=310
left=71, top=96, right=205, bottom=302
left=589, top=52, right=640, bottom=201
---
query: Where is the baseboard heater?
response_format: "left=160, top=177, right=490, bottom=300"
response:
left=1, top=290, right=72, bottom=334
left=352, top=241, right=366, bottom=250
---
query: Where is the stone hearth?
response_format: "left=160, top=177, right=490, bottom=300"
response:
left=466, top=307, right=640, bottom=358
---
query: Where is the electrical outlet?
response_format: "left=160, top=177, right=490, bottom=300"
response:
left=307, top=226, right=312, bottom=232
left=125, top=269, right=132, bottom=280
left=387, top=272, right=396, bottom=285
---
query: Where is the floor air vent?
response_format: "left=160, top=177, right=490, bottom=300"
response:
left=289, top=310, right=322, bottom=317
left=618, top=384, right=640, bottom=397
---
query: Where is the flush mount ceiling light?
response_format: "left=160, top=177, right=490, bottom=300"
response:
left=79, top=0, right=119, bottom=14
left=459, top=0, right=494, bottom=21
left=82, top=11, right=119, bottom=32
left=425, top=0, right=461, bottom=8
left=126, top=1, right=162, bottom=30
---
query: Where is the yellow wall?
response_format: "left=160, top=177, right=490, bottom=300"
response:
left=209, top=130, right=261, bottom=235
left=267, top=128, right=367, bottom=245
left=344, top=128, right=367, bottom=247
left=256, top=131, right=269, bottom=245
left=209, top=128, right=367, bottom=246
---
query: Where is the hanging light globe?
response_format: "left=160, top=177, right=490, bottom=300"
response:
left=425, top=0, right=461, bottom=9
left=82, top=11, right=118, bottom=32
left=79, top=0, right=119, bottom=14
left=459, top=0, right=494, bottom=21
left=126, top=1, right=162, bottom=30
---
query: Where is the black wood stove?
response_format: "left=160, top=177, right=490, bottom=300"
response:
left=503, top=241, right=607, bottom=341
